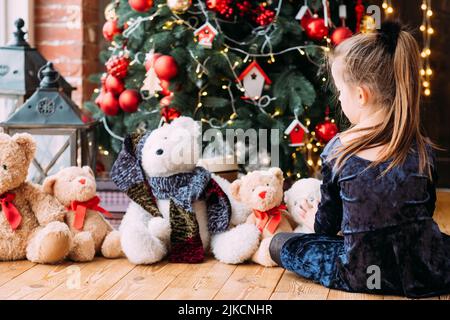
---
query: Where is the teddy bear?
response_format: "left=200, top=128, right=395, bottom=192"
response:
left=0, top=133, right=72, bottom=264
left=230, top=168, right=293, bottom=267
left=42, top=166, right=123, bottom=262
left=111, top=117, right=260, bottom=265
left=284, top=178, right=322, bottom=234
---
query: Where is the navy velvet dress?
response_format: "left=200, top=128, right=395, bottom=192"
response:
left=270, top=136, right=450, bottom=298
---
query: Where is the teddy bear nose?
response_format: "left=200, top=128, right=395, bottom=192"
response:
left=259, top=191, right=267, bottom=199
left=156, top=149, right=164, bottom=156
left=79, top=178, right=86, bottom=185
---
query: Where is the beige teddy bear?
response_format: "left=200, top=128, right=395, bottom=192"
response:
left=43, top=166, right=123, bottom=262
left=0, top=133, right=72, bottom=264
left=230, top=168, right=293, bottom=267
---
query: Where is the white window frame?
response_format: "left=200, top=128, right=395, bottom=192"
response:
left=0, top=0, right=34, bottom=46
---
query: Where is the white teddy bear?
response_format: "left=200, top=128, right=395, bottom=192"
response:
left=111, top=117, right=260, bottom=265
left=284, top=178, right=322, bottom=234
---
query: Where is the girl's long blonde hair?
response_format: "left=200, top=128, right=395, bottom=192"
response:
left=328, top=21, right=434, bottom=178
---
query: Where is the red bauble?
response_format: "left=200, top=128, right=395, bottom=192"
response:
left=106, top=56, right=130, bottom=79
left=159, top=95, right=173, bottom=107
left=119, top=89, right=141, bottom=113
left=154, top=55, right=178, bottom=81
left=95, top=88, right=106, bottom=106
left=145, top=53, right=162, bottom=71
left=105, top=75, right=125, bottom=95
left=128, top=0, right=153, bottom=12
left=304, top=17, right=329, bottom=41
left=315, top=119, right=339, bottom=143
left=100, top=92, right=120, bottom=116
left=331, top=27, right=353, bottom=46
left=161, top=106, right=181, bottom=122
left=160, top=80, right=172, bottom=96
left=102, top=19, right=122, bottom=42
left=207, top=0, right=234, bottom=19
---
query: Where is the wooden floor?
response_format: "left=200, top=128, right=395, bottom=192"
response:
left=1, top=192, right=449, bottom=300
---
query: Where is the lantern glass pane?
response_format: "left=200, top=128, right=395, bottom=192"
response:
left=0, top=94, right=20, bottom=122
left=28, top=134, right=72, bottom=183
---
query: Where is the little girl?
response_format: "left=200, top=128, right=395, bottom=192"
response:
left=270, top=21, right=450, bottom=298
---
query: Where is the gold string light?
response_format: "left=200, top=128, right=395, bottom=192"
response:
left=382, top=0, right=394, bottom=15
left=420, top=0, right=433, bottom=96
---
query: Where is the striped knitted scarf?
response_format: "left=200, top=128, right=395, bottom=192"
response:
left=111, top=132, right=231, bottom=263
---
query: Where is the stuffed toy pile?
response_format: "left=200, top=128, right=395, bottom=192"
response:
left=0, top=133, right=72, bottom=264
left=230, top=168, right=293, bottom=267
left=111, top=117, right=259, bottom=265
left=43, top=166, right=123, bottom=262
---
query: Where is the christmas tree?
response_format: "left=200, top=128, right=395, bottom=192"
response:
left=86, top=0, right=368, bottom=179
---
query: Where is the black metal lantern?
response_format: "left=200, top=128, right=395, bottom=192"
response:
left=0, top=18, right=74, bottom=122
left=0, top=62, right=98, bottom=183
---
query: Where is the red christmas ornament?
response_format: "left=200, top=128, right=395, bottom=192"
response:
left=104, top=74, right=125, bottom=95
left=161, top=106, right=181, bottom=122
left=160, top=80, right=172, bottom=96
left=304, top=17, right=329, bottom=41
left=315, top=107, right=339, bottom=143
left=102, top=19, right=122, bottom=42
left=145, top=53, right=162, bottom=71
left=95, top=88, right=106, bottom=106
left=253, top=5, right=275, bottom=26
left=207, top=0, right=234, bottom=19
left=119, top=89, right=141, bottom=113
left=106, top=56, right=130, bottom=79
left=331, top=27, right=353, bottom=46
left=159, top=95, right=173, bottom=107
left=100, top=92, right=120, bottom=116
left=355, top=0, right=365, bottom=33
left=236, top=1, right=252, bottom=16
left=154, top=55, right=178, bottom=81
left=128, top=0, right=153, bottom=12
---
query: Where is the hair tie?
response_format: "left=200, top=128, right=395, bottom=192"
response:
left=378, top=21, right=402, bottom=54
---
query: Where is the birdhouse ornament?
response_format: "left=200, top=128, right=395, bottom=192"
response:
left=284, top=119, right=309, bottom=147
left=237, top=61, right=272, bottom=100
left=194, top=22, right=218, bottom=49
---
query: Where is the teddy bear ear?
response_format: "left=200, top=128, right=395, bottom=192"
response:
left=230, top=180, right=242, bottom=201
left=42, top=175, right=57, bottom=195
left=269, top=167, right=284, bottom=180
left=12, top=133, right=36, bottom=163
left=170, top=117, right=201, bottom=138
left=82, top=166, right=95, bottom=177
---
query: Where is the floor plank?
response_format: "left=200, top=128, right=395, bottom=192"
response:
left=213, top=264, right=284, bottom=300
left=40, top=258, right=135, bottom=300
left=270, top=271, right=330, bottom=300
left=327, top=289, right=383, bottom=300
left=0, top=260, right=36, bottom=287
left=157, top=258, right=237, bottom=300
left=99, top=261, right=189, bottom=300
left=0, top=262, right=83, bottom=300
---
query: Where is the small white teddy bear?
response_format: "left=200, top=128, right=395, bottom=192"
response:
left=284, top=178, right=322, bottom=234
left=112, top=117, right=259, bottom=265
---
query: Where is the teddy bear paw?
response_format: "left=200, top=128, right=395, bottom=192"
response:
left=211, top=223, right=261, bottom=264
left=101, top=230, right=123, bottom=259
left=69, top=232, right=96, bottom=262
left=147, top=217, right=171, bottom=241
left=251, top=237, right=278, bottom=267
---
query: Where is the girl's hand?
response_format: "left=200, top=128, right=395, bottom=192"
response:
left=299, top=199, right=319, bottom=232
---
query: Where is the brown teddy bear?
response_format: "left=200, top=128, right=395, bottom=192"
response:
left=43, top=166, right=123, bottom=262
left=230, top=168, right=293, bottom=267
left=0, top=133, right=72, bottom=264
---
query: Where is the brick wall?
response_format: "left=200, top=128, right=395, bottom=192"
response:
left=34, top=0, right=101, bottom=106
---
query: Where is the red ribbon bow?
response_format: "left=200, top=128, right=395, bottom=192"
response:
left=69, top=196, right=112, bottom=231
left=0, top=193, right=22, bottom=231
left=253, top=204, right=287, bottom=235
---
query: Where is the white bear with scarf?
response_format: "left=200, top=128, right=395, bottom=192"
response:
left=112, top=117, right=260, bottom=265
